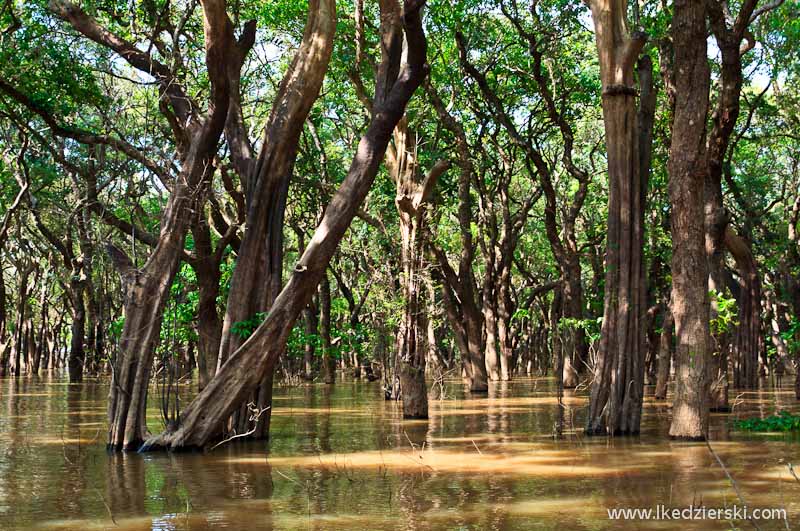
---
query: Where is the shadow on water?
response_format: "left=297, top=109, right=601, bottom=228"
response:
left=0, top=375, right=798, bottom=529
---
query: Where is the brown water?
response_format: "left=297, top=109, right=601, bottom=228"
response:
left=0, top=375, right=798, bottom=530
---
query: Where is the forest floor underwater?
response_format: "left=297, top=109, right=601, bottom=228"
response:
left=0, top=375, right=798, bottom=530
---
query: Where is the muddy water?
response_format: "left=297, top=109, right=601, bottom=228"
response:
left=0, top=375, right=798, bottom=530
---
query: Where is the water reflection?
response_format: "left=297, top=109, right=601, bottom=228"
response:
left=0, top=376, right=797, bottom=530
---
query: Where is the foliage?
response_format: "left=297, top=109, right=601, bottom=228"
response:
left=231, top=312, right=267, bottom=340
left=734, top=411, right=800, bottom=432
left=709, top=289, right=738, bottom=336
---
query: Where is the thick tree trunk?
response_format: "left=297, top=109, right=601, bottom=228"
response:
left=667, top=0, right=711, bottom=440
left=725, top=227, right=761, bottom=389
left=141, top=0, right=429, bottom=450
left=585, top=0, right=649, bottom=435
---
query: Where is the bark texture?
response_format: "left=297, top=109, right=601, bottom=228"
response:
left=216, top=0, right=336, bottom=440
left=585, top=0, right=650, bottom=435
left=390, top=121, right=445, bottom=418
left=667, top=0, right=711, bottom=440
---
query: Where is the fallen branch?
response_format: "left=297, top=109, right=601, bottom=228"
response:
left=209, top=402, right=270, bottom=451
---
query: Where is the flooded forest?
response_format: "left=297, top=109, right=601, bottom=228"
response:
left=1, top=0, right=800, bottom=528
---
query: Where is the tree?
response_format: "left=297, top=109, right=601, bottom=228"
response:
left=667, top=0, right=712, bottom=440
left=585, top=0, right=654, bottom=435
left=140, top=0, right=430, bottom=451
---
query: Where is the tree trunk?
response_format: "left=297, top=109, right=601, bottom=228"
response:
left=560, top=262, right=584, bottom=389
left=725, top=227, right=761, bottom=389
left=585, top=0, right=649, bottom=435
left=424, top=81, right=488, bottom=392
left=482, top=275, right=501, bottom=382
left=68, top=277, right=87, bottom=383
left=11, top=264, right=33, bottom=377
left=302, top=300, right=317, bottom=380
left=667, top=0, right=711, bottom=440
left=654, top=308, right=674, bottom=399
left=141, top=0, right=429, bottom=450
left=391, top=120, right=445, bottom=419
left=319, top=274, right=335, bottom=384
left=214, top=0, right=336, bottom=440
left=0, top=259, right=6, bottom=377
left=496, top=256, right=513, bottom=381
left=191, top=221, right=223, bottom=391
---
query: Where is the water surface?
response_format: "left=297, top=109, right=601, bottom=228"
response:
left=1, top=375, right=798, bottom=530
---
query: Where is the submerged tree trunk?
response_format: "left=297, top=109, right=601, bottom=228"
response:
left=725, top=227, right=761, bottom=389
left=425, top=81, right=488, bottom=393
left=560, top=261, right=584, bottom=389
left=67, top=277, right=87, bottom=383
left=654, top=308, right=674, bottom=399
left=585, top=0, right=649, bottom=435
left=391, top=119, right=445, bottom=418
left=142, top=0, right=430, bottom=451
left=302, top=300, right=318, bottom=381
left=319, top=274, right=335, bottom=384
left=104, top=0, right=239, bottom=450
left=667, top=0, right=711, bottom=440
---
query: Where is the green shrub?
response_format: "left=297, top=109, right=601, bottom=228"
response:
left=734, top=411, right=800, bottom=432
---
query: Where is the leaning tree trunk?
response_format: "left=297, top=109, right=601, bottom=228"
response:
left=105, top=0, right=239, bottom=450
left=141, top=0, right=429, bottom=450
left=667, top=0, right=712, bottom=440
left=585, top=0, right=653, bottom=435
